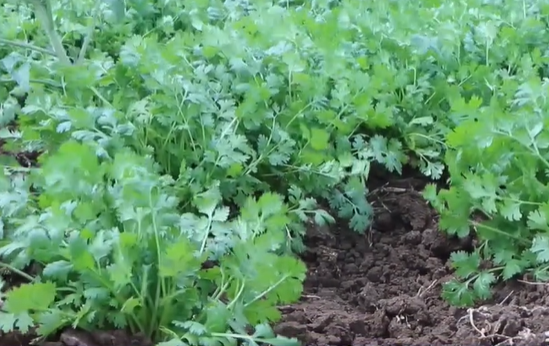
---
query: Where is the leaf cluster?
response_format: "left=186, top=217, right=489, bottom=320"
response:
left=0, top=141, right=306, bottom=345
left=421, top=0, right=549, bottom=306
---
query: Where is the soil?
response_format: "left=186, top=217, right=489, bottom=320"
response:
left=1, top=168, right=549, bottom=346
left=274, top=178, right=549, bottom=346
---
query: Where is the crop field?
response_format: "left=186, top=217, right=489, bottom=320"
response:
left=2, top=0, right=549, bottom=345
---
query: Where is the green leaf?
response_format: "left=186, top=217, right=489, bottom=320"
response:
left=422, top=184, right=439, bottom=205
left=37, top=310, right=70, bottom=336
left=528, top=208, right=549, bottom=231
left=12, top=63, right=30, bottom=92
left=4, top=282, right=56, bottom=314
left=105, top=0, right=125, bottom=22
left=531, top=235, right=549, bottom=263
left=252, top=324, right=300, bottom=346
left=120, top=297, right=140, bottom=314
left=309, top=128, right=330, bottom=150
left=14, top=312, right=33, bottom=333
left=159, top=238, right=203, bottom=278
left=441, top=280, right=475, bottom=307
left=449, top=251, right=480, bottom=279
left=499, top=199, right=522, bottom=221
left=68, top=234, right=95, bottom=271
left=502, top=259, right=523, bottom=280
left=472, top=272, right=496, bottom=300
left=157, top=340, right=186, bottom=346
left=0, top=313, right=17, bottom=333
left=42, top=260, right=73, bottom=281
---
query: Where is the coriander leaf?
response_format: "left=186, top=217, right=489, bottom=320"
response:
left=441, top=280, right=475, bottom=307
left=472, top=272, right=496, bottom=300
left=0, top=313, right=16, bottom=333
left=4, top=282, right=56, bottom=314
left=528, top=208, right=549, bottom=231
left=449, top=251, right=480, bottom=279
left=531, top=235, right=549, bottom=263
left=157, top=340, right=186, bottom=346
left=42, top=260, right=73, bottom=281
left=310, top=128, right=330, bottom=150
left=499, top=199, right=522, bottom=221
left=14, top=312, right=33, bottom=333
left=502, top=259, right=523, bottom=280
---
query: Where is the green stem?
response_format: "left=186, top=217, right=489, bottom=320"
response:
left=26, top=0, right=114, bottom=108
left=90, top=86, right=113, bottom=107
left=464, top=266, right=502, bottom=285
left=470, top=221, right=529, bottom=243
left=149, top=187, right=167, bottom=338
left=29, top=0, right=71, bottom=65
left=244, top=275, right=289, bottom=307
left=407, top=132, right=448, bottom=148
left=0, top=78, right=62, bottom=88
left=226, top=282, right=245, bottom=310
left=211, top=332, right=282, bottom=344
left=76, top=0, right=101, bottom=64
left=0, top=38, right=56, bottom=57
left=89, top=268, right=144, bottom=333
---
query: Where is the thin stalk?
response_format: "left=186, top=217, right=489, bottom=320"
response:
left=148, top=187, right=167, bottom=338
left=26, top=0, right=113, bottom=108
left=0, top=38, right=56, bottom=57
left=0, top=78, right=62, bottom=88
left=29, top=0, right=71, bottom=65
left=76, top=0, right=101, bottom=64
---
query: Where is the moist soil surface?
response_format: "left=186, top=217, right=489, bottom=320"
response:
left=275, top=178, right=549, bottom=346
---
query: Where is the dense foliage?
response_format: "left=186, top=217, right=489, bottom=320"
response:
left=2, top=0, right=549, bottom=344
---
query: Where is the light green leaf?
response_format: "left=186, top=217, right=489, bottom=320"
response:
left=310, top=128, right=329, bottom=150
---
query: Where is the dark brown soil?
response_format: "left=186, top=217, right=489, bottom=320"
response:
left=275, top=180, right=549, bottom=346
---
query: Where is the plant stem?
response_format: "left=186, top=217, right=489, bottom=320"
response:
left=76, top=0, right=101, bottom=64
left=24, top=0, right=114, bottom=109
left=0, top=78, right=62, bottom=88
left=470, top=221, right=529, bottom=243
left=29, top=0, right=71, bottom=65
left=149, top=188, right=167, bottom=339
left=244, top=275, right=289, bottom=307
left=0, top=38, right=56, bottom=57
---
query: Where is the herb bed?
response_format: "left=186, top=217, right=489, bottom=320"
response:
left=1, top=170, right=549, bottom=346
left=3, top=0, right=549, bottom=345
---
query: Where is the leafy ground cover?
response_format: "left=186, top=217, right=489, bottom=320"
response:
left=2, top=0, right=549, bottom=345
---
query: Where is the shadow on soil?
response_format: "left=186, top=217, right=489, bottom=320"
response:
left=275, top=177, right=549, bottom=346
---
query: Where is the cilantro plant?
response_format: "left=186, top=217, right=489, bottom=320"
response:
left=0, top=0, right=314, bottom=343
left=0, top=140, right=307, bottom=345
left=3, top=0, right=548, bottom=341
left=1, top=0, right=454, bottom=247
left=422, top=0, right=549, bottom=306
